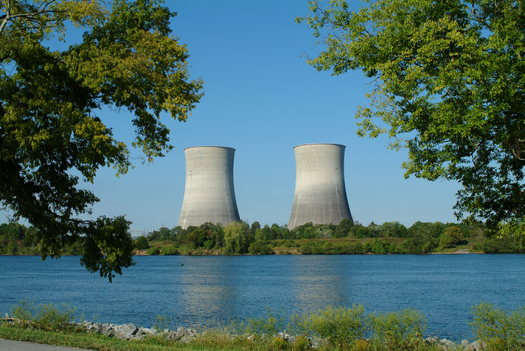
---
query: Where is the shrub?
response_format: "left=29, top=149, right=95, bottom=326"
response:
left=368, top=308, right=427, bottom=349
left=135, top=236, right=149, bottom=250
left=248, top=240, right=274, bottom=255
left=470, top=303, right=525, bottom=350
left=147, top=247, right=160, bottom=255
left=439, top=233, right=455, bottom=248
left=371, top=238, right=387, bottom=254
left=229, top=307, right=286, bottom=336
left=9, top=300, right=35, bottom=321
left=35, top=303, right=77, bottom=330
left=444, top=225, right=464, bottom=244
left=292, top=335, right=309, bottom=351
left=272, top=336, right=288, bottom=350
left=203, top=240, right=214, bottom=250
left=289, top=305, right=367, bottom=349
left=10, top=300, right=78, bottom=330
left=160, top=245, right=179, bottom=255
left=153, top=314, right=172, bottom=332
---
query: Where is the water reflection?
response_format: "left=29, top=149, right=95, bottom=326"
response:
left=286, top=256, right=351, bottom=313
left=177, top=257, right=244, bottom=324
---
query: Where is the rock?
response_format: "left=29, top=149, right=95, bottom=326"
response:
left=461, top=339, right=471, bottom=348
left=138, top=327, right=155, bottom=336
left=166, top=330, right=183, bottom=340
left=277, top=330, right=292, bottom=341
left=101, top=323, right=114, bottom=336
left=84, top=322, right=102, bottom=333
left=425, top=336, right=440, bottom=345
left=470, top=340, right=486, bottom=350
left=440, top=338, right=456, bottom=350
left=113, top=324, right=138, bottom=340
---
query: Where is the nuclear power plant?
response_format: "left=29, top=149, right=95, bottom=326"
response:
left=178, top=146, right=240, bottom=229
left=288, top=143, right=353, bottom=228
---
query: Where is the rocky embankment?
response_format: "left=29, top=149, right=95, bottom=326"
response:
left=80, top=320, right=487, bottom=350
left=2, top=315, right=488, bottom=350
left=81, top=321, right=199, bottom=342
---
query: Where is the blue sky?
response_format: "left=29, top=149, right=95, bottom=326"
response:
left=1, top=0, right=463, bottom=234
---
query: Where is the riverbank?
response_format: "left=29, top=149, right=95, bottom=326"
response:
left=0, top=317, right=492, bottom=351
left=1, top=302, right=523, bottom=351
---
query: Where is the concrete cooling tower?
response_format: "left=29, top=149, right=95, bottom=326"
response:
left=288, top=143, right=352, bottom=228
left=178, top=146, right=240, bottom=229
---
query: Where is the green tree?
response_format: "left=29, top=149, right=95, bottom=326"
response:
left=135, top=236, right=149, bottom=250
left=298, top=0, right=525, bottom=235
left=335, top=218, right=353, bottom=238
left=248, top=240, right=273, bottom=255
left=0, top=0, right=203, bottom=280
left=444, top=225, right=464, bottom=245
left=439, top=233, right=455, bottom=248
left=250, top=221, right=261, bottom=236
left=380, top=221, right=408, bottom=238
left=187, top=228, right=207, bottom=248
left=223, top=221, right=246, bottom=254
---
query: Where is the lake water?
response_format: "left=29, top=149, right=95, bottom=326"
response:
left=1, top=254, right=524, bottom=341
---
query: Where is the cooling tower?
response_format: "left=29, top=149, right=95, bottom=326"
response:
left=288, top=143, right=352, bottom=228
left=178, top=146, right=240, bottom=229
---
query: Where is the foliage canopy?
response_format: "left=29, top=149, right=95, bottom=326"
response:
left=0, top=0, right=203, bottom=280
left=297, top=0, right=525, bottom=235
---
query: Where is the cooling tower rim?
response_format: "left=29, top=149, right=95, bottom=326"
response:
left=293, top=143, right=345, bottom=149
left=184, top=146, right=236, bottom=151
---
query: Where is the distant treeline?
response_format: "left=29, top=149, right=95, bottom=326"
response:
left=1, top=220, right=524, bottom=256
left=137, top=220, right=525, bottom=255
left=0, top=222, right=82, bottom=256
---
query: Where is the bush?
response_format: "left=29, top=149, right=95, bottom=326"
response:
left=160, top=245, right=179, bottom=255
left=229, top=307, right=286, bottom=336
left=289, top=305, right=367, bottom=349
left=371, top=238, right=387, bottom=254
left=439, top=233, right=455, bottom=248
left=368, top=309, right=427, bottom=349
left=444, top=226, right=464, bottom=245
left=248, top=240, right=274, bottom=255
left=291, top=335, right=309, bottom=351
left=470, top=303, right=525, bottom=350
left=147, top=247, right=160, bottom=255
left=135, top=236, right=149, bottom=250
left=203, top=240, right=214, bottom=250
left=9, top=300, right=35, bottom=321
left=10, top=300, right=78, bottom=330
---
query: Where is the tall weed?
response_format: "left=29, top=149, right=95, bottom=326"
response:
left=9, top=300, right=77, bottom=330
left=289, top=305, right=367, bottom=349
left=9, top=300, right=35, bottom=321
left=368, top=308, right=427, bottom=349
left=470, top=302, right=525, bottom=350
left=35, top=303, right=77, bottom=330
left=229, top=307, right=287, bottom=335
left=152, top=314, right=172, bottom=332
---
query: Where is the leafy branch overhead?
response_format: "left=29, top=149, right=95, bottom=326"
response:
left=0, top=0, right=203, bottom=280
left=298, top=0, right=525, bottom=235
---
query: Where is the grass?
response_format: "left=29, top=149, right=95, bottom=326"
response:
left=2, top=301, right=525, bottom=350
